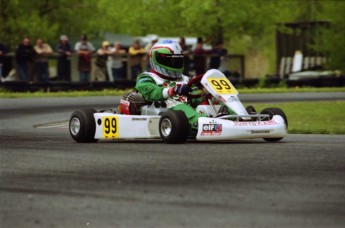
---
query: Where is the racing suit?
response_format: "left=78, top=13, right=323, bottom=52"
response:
left=135, top=71, right=204, bottom=127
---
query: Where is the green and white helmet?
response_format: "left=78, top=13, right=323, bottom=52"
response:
left=149, top=40, right=184, bottom=80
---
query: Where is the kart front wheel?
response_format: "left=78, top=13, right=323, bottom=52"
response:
left=159, top=110, right=190, bottom=144
left=69, top=109, right=98, bottom=143
left=261, top=107, right=288, bottom=142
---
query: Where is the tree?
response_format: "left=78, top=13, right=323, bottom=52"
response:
left=1, top=0, right=344, bottom=74
left=313, top=1, right=345, bottom=71
left=0, top=0, right=97, bottom=49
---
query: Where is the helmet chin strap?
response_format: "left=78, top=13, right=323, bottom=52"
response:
left=150, top=69, right=179, bottom=81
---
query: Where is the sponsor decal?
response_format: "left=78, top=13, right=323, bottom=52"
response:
left=227, top=96, right=239, bottom=102
left=201, top=124, right=222, bottom=136
left=234, top=120, right=278, bottom=127
left=132, top=117, right=147, bottom=121
left=251, top=130, right=271, bottom=134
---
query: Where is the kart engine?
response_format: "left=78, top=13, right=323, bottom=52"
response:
left=119, top=92, right=147, bottom=115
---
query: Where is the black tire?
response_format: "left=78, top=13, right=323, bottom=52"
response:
left=69, top=109, right=98, bottom=143
left=246, top=105, right=257, bottom=120
left=261, top=107, right=288, bottom=142
left=159, top=110, right=190, bottom=144
left=245, top=105, right=257, bottom=114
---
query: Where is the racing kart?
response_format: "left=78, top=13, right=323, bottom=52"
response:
left=69, top=69, right=288, bottom=144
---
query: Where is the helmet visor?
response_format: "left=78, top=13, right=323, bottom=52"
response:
left=155, top=52, right=184, bottom=70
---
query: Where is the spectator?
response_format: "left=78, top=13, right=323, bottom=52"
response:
left=93, top=41, right=111, bottom=81
left=56, top=35, right=72, bottom=81
left=34, top=38, right=53, bottom=82
left=15, top=38, right=35, bottom=81
left=110, top=41, right=126, bottom=80
left=74, top=35, right=95, bottom=82
left=0, top=42, right=9, bottom=78
left=179, top=37, right=190, bottom=76
left=193, top=37, right=207, bottom=75
left=209, top=41, right=227, bottom=70
left=128, top=40, right=145, bottom=79
left=144, top=36, right=159, bottom=71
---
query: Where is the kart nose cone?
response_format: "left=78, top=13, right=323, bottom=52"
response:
left=70, top=117, right=81, bottom=135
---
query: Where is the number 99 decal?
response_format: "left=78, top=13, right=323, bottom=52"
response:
left=103, top=116, right=119, bottom=139
left=207, top=78, right=237, bottom=94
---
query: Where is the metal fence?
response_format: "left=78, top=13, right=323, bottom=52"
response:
left=1, top=53, right=245, bottom=91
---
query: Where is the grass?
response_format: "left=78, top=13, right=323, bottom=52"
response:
left=239, top=87, right=345, bottom=94
left=247, top=101, right=345, bottom=135
left=0, top=89, right=130, bottom=98
left=0, top=87, right=345, bottom=98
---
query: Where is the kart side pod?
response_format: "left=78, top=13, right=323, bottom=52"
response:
left=93, top=110, right=190, bottom=144
left=196, top=115, right=287, bottom=141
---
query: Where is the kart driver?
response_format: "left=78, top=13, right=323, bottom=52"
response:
left=135, top=39, right=204, bottom=128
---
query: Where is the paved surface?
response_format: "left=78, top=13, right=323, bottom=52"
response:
left=1, top=95, right=345, bottom=228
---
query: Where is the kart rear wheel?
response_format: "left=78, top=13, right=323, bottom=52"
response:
left=261, top=107, right=288, bottom=142
left=159, top=110, right=190, bottom=144
left=69, top=109, right=98, bottom=143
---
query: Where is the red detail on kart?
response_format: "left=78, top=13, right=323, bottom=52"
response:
left=119, top=100, right=131, bottom=115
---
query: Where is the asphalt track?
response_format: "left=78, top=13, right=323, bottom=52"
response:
left=1, top=93, right=345, bottom=228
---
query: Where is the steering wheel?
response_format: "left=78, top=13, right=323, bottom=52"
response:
left=186, top=73, right=204, bottom=98
left=187, top=73, right=204, bottom=87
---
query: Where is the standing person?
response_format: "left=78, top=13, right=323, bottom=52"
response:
left=179, top=37, right=190, bottom=76
left=56, top=35, right=72, bottom=81
left=193, top=37, right=207, bottom=75
left=209, top=41, right=228, bottom=70
left=110, top=42, right=126, bottom=80
left=15, top=38, right=35, bottom=81
left=0, top=42, right=9, bottom=78
left=144, top=36, right=159, bottom=71
left=34, top=39, right=53, bottom=82
left=74, top=35, right=95, bottom=82
left=128, top=40, right=145, bottom=79
left=93, top=41, right=111, bottom=81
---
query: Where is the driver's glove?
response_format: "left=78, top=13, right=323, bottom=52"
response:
left=168, top=84, right=191, bottom=97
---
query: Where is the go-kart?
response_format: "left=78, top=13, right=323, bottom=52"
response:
left=69, top=69, right=288, bottom=144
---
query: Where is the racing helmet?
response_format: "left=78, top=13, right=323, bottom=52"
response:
left=149, top=40, right=184, bottom=80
